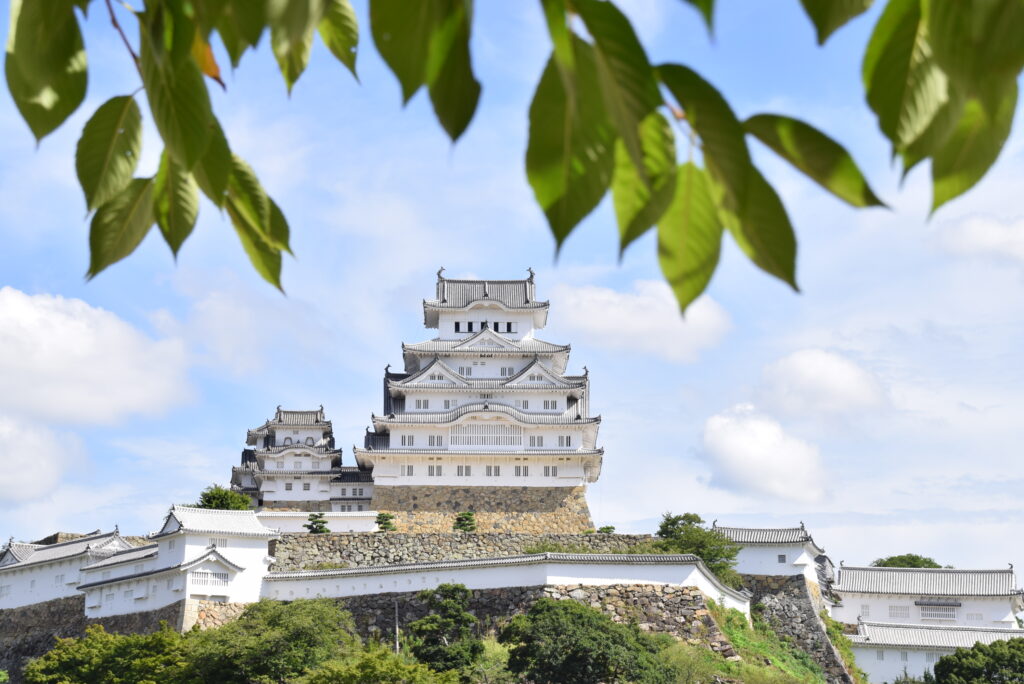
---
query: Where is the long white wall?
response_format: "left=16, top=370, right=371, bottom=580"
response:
left=256, top=512, right=378, bottom=533
left=852, top=645, right=947, bottom=683
left=831, top=593, right=1021, bottom=628
left=0, top=555, right=93, bottom=609
left=369, top=453, right=587, bottom=487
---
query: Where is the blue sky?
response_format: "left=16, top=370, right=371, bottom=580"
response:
left=2, top=1, right=1023, bottom=569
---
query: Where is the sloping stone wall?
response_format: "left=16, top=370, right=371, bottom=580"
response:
left=183, top=600, right=249, bottom=631
left=370, top=485, right=593, bottom=533
left=742, top=574, right=854, bottom=684
left=0, top=596, right=186, bottom=682
left=269, top=532, right=652, bottom=571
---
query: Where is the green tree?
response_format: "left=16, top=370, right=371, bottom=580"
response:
left=653, top=513, right=741, bottom=588
left=6, top=0, right=1022, bottom=308
left=304, top=512, right=330, bottom=534
left=872, top=554, right=944, bottom=568
left=452, top=511, right=476, bottom=533
left=375, top=512, right=396, bottom=532
left=183, top=599, right=360, bottom=683
left=597, top=525, right=616, bottom=534
left=933, top=639, right=1024, bottom=684
left=499, top=598, right=669, bottom=684
left=301, top=647, right=459, bottom=684
left=408, top=584, right=485, bottom=675
left=194, top=484, right=251, bottom=511
left=23, top=624, right=188, bottom=684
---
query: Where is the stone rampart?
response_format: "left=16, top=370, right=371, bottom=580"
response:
left=269, top=532, right=652, bottom=571
left=0, top=596, right=186, bottom=682
left=370, top=485, right=593, bottom=533
left=742, top=574, right=854, bottom=684
left=183, top=599, right=249, bottom=631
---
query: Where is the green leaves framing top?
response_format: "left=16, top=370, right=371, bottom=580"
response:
left=5, top=0, right=87, bottom=141
left=799, top=0, right=873, bottom=45
left=75, top=96, right=143, bottom=211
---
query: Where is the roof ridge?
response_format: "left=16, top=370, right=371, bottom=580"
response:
left=172, top=505, right=258, bottom=515
left=860, top=621, right=1024, bottom=633
left=843, top=566, right=1010, bottom=573
left=30, top=530, right=118, bottom=549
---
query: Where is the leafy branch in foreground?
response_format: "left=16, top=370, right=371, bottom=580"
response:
left=6, top=0, right=1022, bottom=309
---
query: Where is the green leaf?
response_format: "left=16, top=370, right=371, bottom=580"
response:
left=679, top=0, right=715, bottom=33
left=925, top=0, right=1024, bottom=95
left=424, top=1, right=480, bottom=141
left=799, top=0, right=873, bottom=45
left=744, top=113, right=885, bottom=208
left=370, top=0, right=438, bottom=102
left=228, top=208, right=284, bottom=291
left=931, top=84, right=1018, bottom=211
left=318, top=0, right=359, bottom=79
left=898, top=86, right=964, bottom=177
left=217, top=0, right=267, bottom=67
left=87, top=178, right=156, bottom=278
left=612, top=111, right=677, bottom=253
left=658, top=163, right=723, bottom=312
left=226, top=155, right=291, bottom=254
left=269, top=0, right=322, bottom=91
left=153, top=150, right=199, bottom=257
left=140, top=10, right=214, bottom=170
left=527, top=40, right=617, bottom=248
left=5, top=0, right=87, bottom=140
left=193, top=119, right=232, bottom=207
left=574, top=0, right=662, bottom=180
left=862, top=0, right=949, bottom=153
left=269, top=198, right=291, bottom=257
left=75, top=96, right=143, bottom=210
left=540, top=0, right=575, bottom=83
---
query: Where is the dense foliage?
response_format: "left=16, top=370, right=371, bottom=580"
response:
left=375, top=512, right=396, bottom=532
left=299, top=647, right=458, bottom=684
left=452, top=511, right=477, bottom=533
left=408, top=584, right=485, bottom=675
left=304, top=512, right=330, bottom=534
left=651, top=512, right=742, bottom=588
left=498, top=598, right=669, bottom=684
left=194, top=484, right=251, bottom=511
left=871, top=553, right=944, bottom=568
left=6, top=0, right=1022, bottom=306
left=933, top=638, right=1024, bottom=684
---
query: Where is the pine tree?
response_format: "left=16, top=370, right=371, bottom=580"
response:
left=453, top=512, right=477, bottom=533
left=304, top=512, right=329, bottom=534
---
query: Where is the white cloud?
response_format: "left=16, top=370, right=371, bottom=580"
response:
left=0, top=416, right=74, bottom=502
left=938, top=215, right=1024, bottom=266
left=551, top=280, right=730, bottom=363
left=760, top=349, right=887, bottom=416
left=703, top=404, right=826, bottom=503
left=0, top=287, right=190, bottom=424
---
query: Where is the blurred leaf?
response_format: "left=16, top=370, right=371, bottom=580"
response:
left=862, top=0, right=948, bottom=153
left=270, top=0, right=323, bottom=91
left=5, top=0, right=87, bottom=140
left=926, top=0, right=1024, bottom=94
left=658, top=163, right=723, bottom=312
left=425, top=0, right=480, bottom=141
left=744, top=113, right=885, bottom=207
left=226, top=155, right=291, bottom=253
left=75, top=95, right=142, bottom=210
left=370, top=0, right=437, bottom=102
left=527, top=40, right=617, bottom=248
left=269, top=198, right=292, bottom=257
left=140, top=9, right=214, bottom=170
left=87, top=178, right=155, bottom=278
left=318, top=0, right=359, bottom=79
left=153, top=150, right=199, bottom=257
left=228, top=207, right=284, bottom=291
left=898, top=87, right=964, bottom=176
left=931, top=84, right=1017, bottom=211
left=575, top=0, right=661, bottom=179
left=217, top=0, right=266, bottom=67
left=191, top=30, right=225, bottom=88
left=679, top=0, right=715, bottom=33
left=540, top=0, right=575, bottom=83
left=193, top=119, right=232, bottom=207
left=799, top=0, right=872, bottom=45
left=612, top=111, right=677, bottom=253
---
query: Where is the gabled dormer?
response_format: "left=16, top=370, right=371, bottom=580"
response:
left=392, top=357, right=469, bottom=388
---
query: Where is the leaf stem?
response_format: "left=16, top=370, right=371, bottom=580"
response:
left=105, top=0, right=141, bottom=76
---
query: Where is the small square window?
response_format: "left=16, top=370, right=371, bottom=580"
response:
left=777, top=554, right=787, bottom=563
left=302, top=482, right=311, bottom=491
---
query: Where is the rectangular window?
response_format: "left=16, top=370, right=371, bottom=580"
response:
left=529, top=374, right=542, bottom=381
left=209, top=538, right=228, bottom=548
left=506, top=322, right=517, bottom=333
left=558, top=435, right=573, bottom=447
left=921, top=605, right=957, bottom=621
left=444, top=399, right=457, bottom=409
left=486, top=465, right=500, bottom=476
left=428, top=435, right=443, bottom=447
left=454, top=321, right=461, bottom=332
left=875, top=650, right=884, bottom=662
left=458, top=366, right=472, bottom=376
left=467, top=322, right=474, bottom=332
left=777, top=554, right=787, bottom=563
left=500, top=366, right=515, bottom=376
left=415, top=399, right=429, bottom=409
left=191, top=571, right=229, bottom=587
left=889, top=605, right=910, bottom=619
left=861, top=604, right=870, bottom=618
left=355, top=488, right=364, bottom=496
left=457, top=465, right=472, bottom=476
left=401, top=435, right=415, bottom=447
left=515, top=399, right=529, bottom=409
left=285, top=482, right=293, bottom=491
left=529, top=435, right=544, bottom=447
left=543, top=465, right=558, bottom=477
left=901, top=651, right=909, bottom=662
left=515, top=465, right=529, bottom=477
left=428, top=465, right=444, bottom=477
left=54, top=573, right=64, bottom=585
left=303, top=482, right=311, bottom=491
left=967, top=612, right=983, bottom=621
left=357, top=505, right=363, bottom=511
left=401, top=465, right=414, bottom=476
left=168, top=539, right=176, bottom=550
left=926, top=652, right=940, bottom=664
left=293, top=461, right=302, bottom=469
left=543, top=399, right=557, bottom=410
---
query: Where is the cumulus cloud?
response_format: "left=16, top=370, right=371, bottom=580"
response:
left=703, top=404, right=826, bottom=503
left=0, top=287, right=190, bottom=424
left=760, top=349, right=887, bottom=416
left=939, top=215, right=1024, bottom=265
left=551, top=280, right=730, bottom=363
left=0, top=416, right=74, bottom=502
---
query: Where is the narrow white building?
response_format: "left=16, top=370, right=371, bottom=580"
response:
left=0, top=530, right=134, bottom=609
left=831, top=565, right=1024, bottom=628
left=712, top=523, right=832, bottom=585
left=850, top=621, right=1024, bottom=683
left=78, top=506, right=278, bottom=618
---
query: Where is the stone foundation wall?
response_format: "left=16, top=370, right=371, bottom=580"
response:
left=269, top=532, right=652, bottom=571
left=0, top=597, right=186, bottom=682
left=183, top=600, right=249, bottom=631
left=370, top=485, right=593, bottom=533
left=260, top=500, right=337, bottom=512
left=742, top=574, right=854, bottom=684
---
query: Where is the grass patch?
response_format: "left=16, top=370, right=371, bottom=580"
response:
left=822, top=611, right=869, bottom=684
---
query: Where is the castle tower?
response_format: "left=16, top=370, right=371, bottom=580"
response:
left=231, top=407, right=373, bottom=512
left=354, top=269, right=603, bottom=532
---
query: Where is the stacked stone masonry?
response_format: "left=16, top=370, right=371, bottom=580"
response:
left=269, top=532, right=652, bottom=571
left=183, top=600, right=249, bottom=631
left=0, top=596, right=186, bottom=683
left=370, top=485, right=593, bottom=533
left=742, top=574, right=855, bottom=684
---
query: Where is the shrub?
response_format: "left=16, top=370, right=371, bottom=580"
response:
left=453, top=511, right=477, bottom=533
left=194, top=484, right=251, bottom=510
left=304, top=512, right=330, bottom=534
left=933, top=638, right=1024, bottom=683
left=408, top=584, right=484, bottom=674
left=597, top=525, right=616, bottom=533
left=871, top=554, right=943, bottom=568
left=376, top=512, right=397, bottom=532
left=301, top=647, right=458, bottom=684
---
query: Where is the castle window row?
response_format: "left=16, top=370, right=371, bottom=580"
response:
left=454, top=321, right=517, bottom=333
left=281, top=437, right=317, bottom=446
left=400, top=464, right=559, bottom=478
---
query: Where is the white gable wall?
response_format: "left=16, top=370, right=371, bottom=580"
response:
left=733, top=544, right=819, bottom=583
left=831, top=593, right=1021, bottom=628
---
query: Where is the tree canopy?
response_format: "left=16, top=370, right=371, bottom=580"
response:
left=871, top=553, right=944, bottom=568
left=653, top=512, right=741, bottom=588
left=194, top=484, right=251, bottom=511
left=408, top=584, right=485, bottom=675
left=6, top=0, right=1023, bottom=308
left=933, top=638, right=1024, bottom=684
